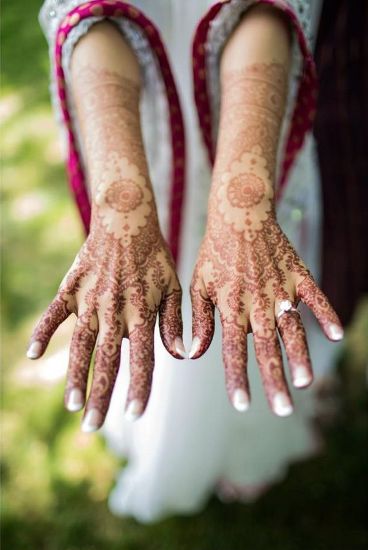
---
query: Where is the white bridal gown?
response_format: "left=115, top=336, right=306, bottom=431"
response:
left=39, top=0, right=341, bottom=523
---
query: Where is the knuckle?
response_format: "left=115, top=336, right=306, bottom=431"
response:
left=190, top=281, right=201, bottom=300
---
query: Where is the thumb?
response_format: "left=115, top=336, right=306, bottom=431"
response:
left=189, top=278, right=215, bottom=359
left=159, top=282, right=185, bottom=359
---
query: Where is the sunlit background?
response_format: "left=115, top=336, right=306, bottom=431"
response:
left=1, top=1, right=368, bottom=548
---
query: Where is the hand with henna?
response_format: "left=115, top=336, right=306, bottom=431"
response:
left=26, top=23, right=184, bottom=431
left=189, top=12, right=343, bottom=417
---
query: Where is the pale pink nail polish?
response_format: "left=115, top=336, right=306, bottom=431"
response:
left=327, top=323, right=344, bottom=341
left=293, top=366, right=313, bottom=388
left=189, top=336, right=201, bottom=359
left=272, top=393, right=293, bottom=417
left=66, top=389, right=84, bottom=412
left=174, top=336, right=187, bottom=358
left=232, top=389, right=250, bottom=412
left=125, top=399, right=143, bottom=421
left=26, top=341, right=42, bottom=359
left=81, top=409, right=102, bottom=433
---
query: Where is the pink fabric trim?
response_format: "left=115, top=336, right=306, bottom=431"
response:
left=192, top=0, right=318, bottom=201
left=54, top=1, right=186, bottom=264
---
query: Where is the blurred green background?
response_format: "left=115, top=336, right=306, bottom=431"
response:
left=1, top=1, right=368, bottom=549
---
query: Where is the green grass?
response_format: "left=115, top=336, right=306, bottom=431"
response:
left=1, top=0, right=368, bottom=548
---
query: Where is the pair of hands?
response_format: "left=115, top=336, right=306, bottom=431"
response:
left=26, top=153, right=343, bottom=432
left=27, top=54, right=343, bottom=432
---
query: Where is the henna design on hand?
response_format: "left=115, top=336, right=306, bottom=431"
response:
left=190, top=63, right=343, bottom=416
left=215, top=63, right=288, bottom=175
left=227, top=172, right=266, bottom=209
left=27, top=65, right=184, bottom=431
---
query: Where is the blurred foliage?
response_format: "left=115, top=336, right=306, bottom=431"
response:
left=1, top=0, right=368, bottom=549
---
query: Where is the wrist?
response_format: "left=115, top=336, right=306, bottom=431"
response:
left=210, top=154, right=276, bottom=208
left=89, top=166, right=159, bottom=233
left=207, top=166, right=278, bottom=235
left=89, top=151, right=153, bottom=206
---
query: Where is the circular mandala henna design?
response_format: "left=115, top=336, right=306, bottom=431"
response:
left=105, top=179, right=143, bottom=213
left=227, top=173, right=265, bottom=208
left=94, top=152, right=152, bottom=243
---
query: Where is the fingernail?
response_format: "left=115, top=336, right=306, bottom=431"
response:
left=66, top=389, right=84, bottom=412
left=26, top=341, right=42, bottom=359
left=81, top=408, right=102, bottom=433
left=174, top=336, right=187, bottom=359
left=272, top=393, right=293, bottom=417
left=293, top=366, right=313, bottom=388
left=189, top=336, right=201, bottom=359
left=232, top=389, right=250, bottom=412
left=125, top=399, right=143, bottom=422
left=327, top=323, right=344, bottom=341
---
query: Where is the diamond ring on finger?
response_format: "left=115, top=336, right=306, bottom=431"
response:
left=276, top=299, right=299, bottom=319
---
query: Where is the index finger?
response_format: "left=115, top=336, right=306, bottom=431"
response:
left=27, top=293, right=74, bottom=359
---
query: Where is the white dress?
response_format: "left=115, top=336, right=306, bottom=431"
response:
left=39, top=0, right=342, bottom=523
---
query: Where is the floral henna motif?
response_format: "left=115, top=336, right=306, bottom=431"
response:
left=27, top=64, right=183, bottom=431
left=191, top=63, right=343, bottom=416
left=77, top=65, right=145, bottom=170
left=93, top=153, right=153, bottom=244
left=215, top=63, right=288, bottom=174
left=105, top=179, right=144, bottom=213
left=227, top=173, right=265, bottom=209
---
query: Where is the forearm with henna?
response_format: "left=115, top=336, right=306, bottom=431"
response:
left=190, top=7, right=343, bottom=416
left=27, top=22, right=184, bottom=431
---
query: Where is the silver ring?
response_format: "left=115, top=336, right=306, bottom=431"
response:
left=276, top=299, right=299, bottom=319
